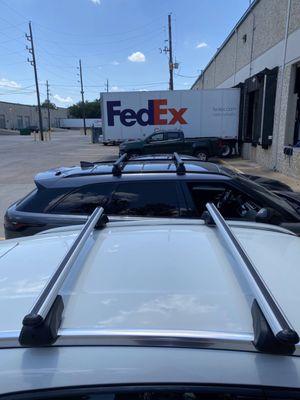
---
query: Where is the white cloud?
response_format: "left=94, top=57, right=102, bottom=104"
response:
left=196, top=42, right=208, bottom=49
left=90, top=0, right=100, bottom=4
left=111, top=60, right=120, bottom=66
left=0, top=78, right=21, bottom=89
left=110, top=86, right=123, bottom=92
left=53, top=94, right=73, bottom=104
left=128, top=51, right=146, bottom=62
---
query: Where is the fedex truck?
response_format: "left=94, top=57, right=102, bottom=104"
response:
left=101, top=89, right=240, bottom=155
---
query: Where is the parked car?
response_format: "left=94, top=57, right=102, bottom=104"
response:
left=1, top=207, right=300, bottom=396
left=119, top=130, right=222, bottom=160
left=4, top=154, right=300, bottom=239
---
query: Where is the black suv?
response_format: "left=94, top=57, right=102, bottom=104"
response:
left=5, top=153, right=300, bottom=238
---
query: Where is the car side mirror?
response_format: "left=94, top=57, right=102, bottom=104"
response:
left=255, top=208, right=283, bottom=225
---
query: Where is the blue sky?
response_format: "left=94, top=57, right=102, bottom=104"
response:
left=0, top=0, right=250, bottom=107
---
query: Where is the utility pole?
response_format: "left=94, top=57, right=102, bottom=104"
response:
left=26, top=21, right=44, bottom=141
left=46, top=80, right=51, bottom=131
left=160, top=14, right=175, bottom=90
left=168, top=14, right=174, bottom=90
left=106, top=79, right=109, bottom=92
left=78, top=59, right=87, bottom=136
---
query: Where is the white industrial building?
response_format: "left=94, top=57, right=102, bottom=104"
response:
left=0, top=101, right=69, bottom=131
left=192, top=0, right=300, bottom=179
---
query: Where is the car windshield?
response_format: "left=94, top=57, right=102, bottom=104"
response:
left=236, top=176, right=300, bottom=220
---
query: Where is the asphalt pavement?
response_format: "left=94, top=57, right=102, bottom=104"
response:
left=0, top=130, right=118, bottom=238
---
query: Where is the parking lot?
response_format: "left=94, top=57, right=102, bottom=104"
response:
left=0, top=130, right=118, bottom=238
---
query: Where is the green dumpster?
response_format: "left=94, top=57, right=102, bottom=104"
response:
left=20, top=128, right=32, bottom=135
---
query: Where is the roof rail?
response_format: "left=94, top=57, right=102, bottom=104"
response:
left=112, top=153, right=128, bottom=176
left=173, top=152, right=186, bottom=175
left=205, top=202, right=299, bottom=354
left=19, top=207, right=108, bottom=347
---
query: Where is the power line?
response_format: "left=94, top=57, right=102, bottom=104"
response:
left=33, top=13, right=166, bottom=38
left=175, top=72, right=199, bottom=78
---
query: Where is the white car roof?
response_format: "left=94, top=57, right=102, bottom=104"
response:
left=0, top=218, right=299, bottom=339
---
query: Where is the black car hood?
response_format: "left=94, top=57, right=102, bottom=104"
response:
left=275, top=190, right=300, bottom=205
left=244, top=174, right=293, bottom=192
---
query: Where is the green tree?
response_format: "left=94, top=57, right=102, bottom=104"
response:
left=41, top=100, right=57, bottom=109
left=68, top=99, right=101, bottom=118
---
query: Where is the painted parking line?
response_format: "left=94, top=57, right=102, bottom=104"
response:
left=219, top=159, right=245, bottom=175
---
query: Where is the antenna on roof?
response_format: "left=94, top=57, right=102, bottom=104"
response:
left=19, top=207, right=108, bottom=347
left=205, top=202, right=299, bottom=354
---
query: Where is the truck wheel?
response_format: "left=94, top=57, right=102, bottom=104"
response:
left=195, top=151, right=208, bottom=161
left=220, top=144, right=232, bottom=158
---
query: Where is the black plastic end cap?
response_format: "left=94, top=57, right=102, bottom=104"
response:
left=201, top=211, right=215, bottom=226
left=251, top=300, right=296, bottom=355
left=276, top=329, right=299, bottom=345
left=112, top=166, right=121, bottom=176
left=95, top=213, right=109, bottom=229
left=176, top=165, right=186, bottom=175
left=19, top=295, right=64, bottom=347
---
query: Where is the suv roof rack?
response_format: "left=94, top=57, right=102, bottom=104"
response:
left=205, top=202, right=299, bottom=354
left=112, top=152, right=187, bottom=176
left=13, top=205, right=299, bottom=354
left=19, top=207, right=108, bottom=347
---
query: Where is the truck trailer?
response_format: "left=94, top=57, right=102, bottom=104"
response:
left=100, top=89, right=240, bottom=155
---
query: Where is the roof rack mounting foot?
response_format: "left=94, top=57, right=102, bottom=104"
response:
left=202, top=210, right=215, bottom=226
left=19, top=295, right=64, bottom=347
left=112, top=153, right=128, bottom=176
left=95, top=213, right=109, bottom=229
left=173, top=152, right=186, bottom=175
left=252, top=300, right=298, bottom=355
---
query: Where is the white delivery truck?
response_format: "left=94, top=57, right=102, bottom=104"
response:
left=100, top=89, right=240, bottom=156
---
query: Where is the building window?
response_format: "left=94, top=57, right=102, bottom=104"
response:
left=17, top=116, right=23, bottom=129
left=0, top=114, right=6, bottom=129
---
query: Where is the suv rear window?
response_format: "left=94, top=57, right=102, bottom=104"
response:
left=108, top=181, right=180, bottom=217
left=17, top=188, right=69, bottom=213
left=51, top=183, right=115, bottom=215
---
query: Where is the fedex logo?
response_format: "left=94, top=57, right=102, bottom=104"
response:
left=107, top=99, right=188, bottom=127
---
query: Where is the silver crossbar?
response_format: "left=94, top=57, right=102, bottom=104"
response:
left=28, top=206, right=105, bottom=320
left=206, top=202, right=299, bottom=346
